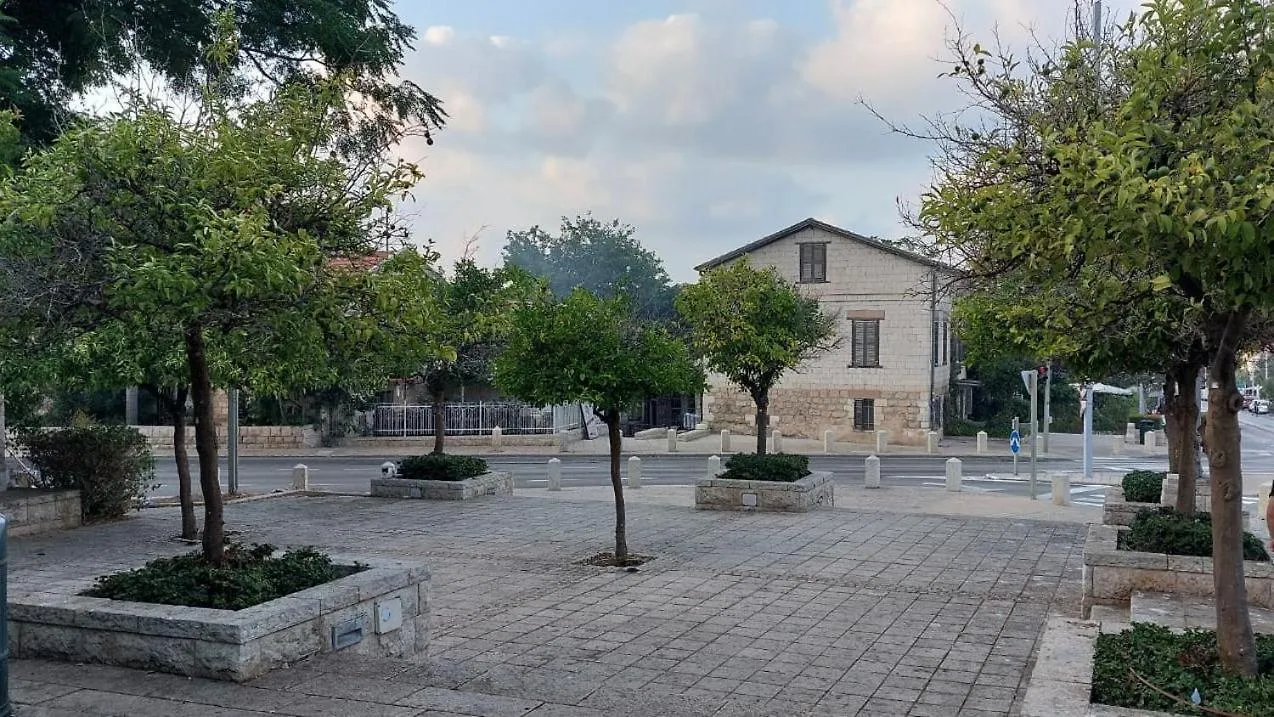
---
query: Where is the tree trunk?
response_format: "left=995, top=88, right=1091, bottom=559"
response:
left=605, top=409, right=627, bottom=563
left=1165, top=361, right=1204, bottom=516
left=185, top=326, right=225, bottom=565
left=152, top=385, right=199, bottom=541
left=754, top=393, right=769, bottom=456
left=1206, top=314, right=1258, bottom=676
left=431, top=387, right=446, bottom=455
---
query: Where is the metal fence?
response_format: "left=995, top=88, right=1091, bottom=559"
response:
left=371, top=402, right=586, bottom=436
left=682, top=412, right=702, bottom=430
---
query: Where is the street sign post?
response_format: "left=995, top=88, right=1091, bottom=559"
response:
left=1009, top=429, right=1021, bottom=476
left=1027, top=371, right=1038, bottom=499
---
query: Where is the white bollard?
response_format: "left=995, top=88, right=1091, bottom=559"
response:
left=707, top=455, right=722, bottom=478
left=720, top=429, right=731, bottom=453
left=293, top=464, right=310, bottom=490
left=875, top=430, right=888, bottom=454
left=1111, top=435, right=1122, bottom=455
left=773, top=430, right=783, bottom=454
left=823, top=429, right=834, bottom=454
left=1051, top=472, right=1071, bottom=506
left=491, top=425, right=503, bottom=449
left=667, top=427, right=678, bottom=453
left=1259, top=483, right=1271, bottom=523
left=927, top=431, right=939, bottom=454
left=865, top=455, right=881, bottom=489
left=976, top=431, right=988, bottom=455
left=1125, top=422, right=1137, bottom=444
left=628, top=456, right=642, bottom=489
left=945, top=458, right=962, bottom=492
left=547, top=457, right=562, bottom=491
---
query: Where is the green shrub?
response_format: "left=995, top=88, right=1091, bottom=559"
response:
left=1092, top=623, right=1274, bottom=715
left=83, top=543, right=357, bottom=610
left=720, top=453, right=811, bottom=482
left=17, top=425, right=155, bottom=521
left=397, top=453, right=488, bottom=481
left=1122, top=470, right=1166, bottom=503
left=1120, top=508, right=1270, bottom=562
left=943, top=418, right=984, bottom=437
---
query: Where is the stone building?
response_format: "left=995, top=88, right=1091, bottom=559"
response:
left=694, top=218, right=957, bottom=446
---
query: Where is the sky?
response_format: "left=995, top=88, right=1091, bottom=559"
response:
left=392, top=0, right=1140, bottom=282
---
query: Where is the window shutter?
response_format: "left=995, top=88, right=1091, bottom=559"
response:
left=814, top=244, right=826, bottom=282
left=866, top=321, right=879, bottom=367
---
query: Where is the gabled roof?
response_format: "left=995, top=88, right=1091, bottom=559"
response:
left=694, top=218, right=952, bottom=273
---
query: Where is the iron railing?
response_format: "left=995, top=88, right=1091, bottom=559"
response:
left=682, top=412, right=702, bottom=430
left=371, top=402, right=586, bottom=436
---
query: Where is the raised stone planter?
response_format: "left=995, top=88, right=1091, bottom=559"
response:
left=695, top=471, right=834, bottom=513
left=371, top=471, right=513, bottom=500
left=1081, top=523, right=1273, bottom=615
left=1101, top=486, right=1158, bottom=527
left=9, top=556, right=429, bottom=682
left=0, top=489, right=81, bottom=536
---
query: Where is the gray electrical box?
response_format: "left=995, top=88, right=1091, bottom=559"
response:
left=332, top=615, right=365, bottom=650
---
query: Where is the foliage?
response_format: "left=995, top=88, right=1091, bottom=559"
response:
left=17, top=425, right=155, bottom=521
left=952, top=356, right=1079, bottom=437
left=1121, top=508, right=1270, bottom=562
left=1122, top=470, right=1166, bottom=504
left=1092, top=623, right=1274, bottom=716
left=503, top=215, right=679, bottom=322
left=943, top=416, right=985, bottom=437
left=396, top=454, right=489, bottom=482
left=83, top=544, right=355, bottom=610
left=719, top=454, right=811, bottom=483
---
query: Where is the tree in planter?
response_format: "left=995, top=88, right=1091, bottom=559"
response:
left=495, top=289, right=703, bottom=564
left=0, top=74, right=445, bottom=565
left=417, top=260, right=537, bottom=454
left=675, top=260, right=838, bottom=455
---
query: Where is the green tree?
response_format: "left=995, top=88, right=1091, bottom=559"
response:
left=417, top=259, right=537, bottom=454
left=918, top=0, right=1274, bottom=675
left=676, top=260, right=838, bottom=455
left=495, top=289, right=703, bottom=563
left=503, top=215, right=679, bottom=322
left=0, top=72, right=444, bottom=564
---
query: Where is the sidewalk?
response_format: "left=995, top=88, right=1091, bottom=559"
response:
left=9, top=482, right=1090, bottom=716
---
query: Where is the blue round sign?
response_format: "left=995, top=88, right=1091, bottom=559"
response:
left=1009, top=430, right=1022, bottom=454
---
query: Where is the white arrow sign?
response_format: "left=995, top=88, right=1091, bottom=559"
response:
left=1021, top=370, right=1035, bottom=392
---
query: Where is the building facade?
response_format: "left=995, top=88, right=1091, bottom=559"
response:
left=695, top=219, right=956, bottom=446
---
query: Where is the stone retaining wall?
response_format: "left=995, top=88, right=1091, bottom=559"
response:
left=704, top=387, right=931, bottom=446
left=133, top=425, right=322, bottom=450
left=695, top=471, right=834, bottom=513
left=1100, top=487, right=1159, bottom=527
left=1081, top=523, right=1273, bottom=615
left=10, top=556, right=429, bottom=682
left=0, top=489, right=81, bottom=536
left=371, top=472, right=514, bottom=500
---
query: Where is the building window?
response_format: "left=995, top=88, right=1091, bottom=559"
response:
left=941, top=320, right=949, bottom=365
left=850, top=319, right=880, bottom=368
left=853, top=399, right=875, bottom=431
left=799, top=242, right=827, bottom=283
left=933, top=316, right=950, bottom=366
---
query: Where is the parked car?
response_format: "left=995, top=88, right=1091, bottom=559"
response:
left=1253, top=399, right=1270, bottom=415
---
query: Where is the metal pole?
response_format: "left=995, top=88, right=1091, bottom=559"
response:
left=0, top=394, right=8, bottom=491
left=1083, top=384, right=1094, bottom=482
left=227, top=388, right=239, bottom=495
left=0, top=513, right=12, bottom=716
left=1043, top=363, right=1052, bottom=453
left=1029, top=371, right=1038, bottom=500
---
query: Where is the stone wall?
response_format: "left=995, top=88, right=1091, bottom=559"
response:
left=0, top=489, right=81, bottom=536
left=133, top=425, right=321, bottom=450
left=703, top=386, right=931, bottom=445
left=10, top=556, right=429, bottom=682
left=695, top=472, right=834, bottom=512
left=371, top=472, right=514, bottom=500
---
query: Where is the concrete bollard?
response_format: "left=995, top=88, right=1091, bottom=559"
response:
left=491, top=425, right=503, bottom=449
left=823, top=429, right=834, bottom=454
left=1161, top=473, right=1180, bottom=506
left=1051, top=472, right=1071, bottom=506
left=547, top=458, right=562, bottom=491
left=773, top=430, right=783, bottom=454
left=976, top=431, right=988, bottom=455
left=720, top=429, right=731, bottom=453
left=865, top=455, right=881, bottom=489
left=927, top=431, right=938, bottom=454
left=945, top=458, right=962, bottom=492
left=707, top=455, right=722, bottom=478
left=1259, top=483, right=1271, bottom=524
left=1125, top=422, right=1137, bottom=444
left=1111, top=435, right=1122, bottom=455
left=875, top=430, right=888, bottom=454
left=628, top=456, right=642, bottom=489
left=667, top=427, right=678, bottom=453
left=292, top=464, right=309, bottom=490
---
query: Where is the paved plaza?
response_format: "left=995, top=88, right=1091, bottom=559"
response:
left=8, top=485, right=1090, bottom=716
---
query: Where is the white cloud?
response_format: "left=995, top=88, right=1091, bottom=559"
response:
left=423, top=26, right=454, bottom=45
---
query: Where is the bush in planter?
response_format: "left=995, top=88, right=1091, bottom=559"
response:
left=1122, top=470, right=1166, bottom=503
left=17, top=424, right=156, bottom=521
left=1120, top=507, right=1270, bottom=562
left=719, top=453, right=811, bottom=483
left=396, top=453, right=488, bottom=481
left=83, top=543, right=357, bottom=610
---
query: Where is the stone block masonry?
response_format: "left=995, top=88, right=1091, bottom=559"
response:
left=0, top=489, right=81, bottom=536
left=695, top=471, right=834, bottom=512
left=10, top=557, right=430, bottom=682
left=704, top=387, right=932, bottom=446
left=370, top=472, right=514, bottom=500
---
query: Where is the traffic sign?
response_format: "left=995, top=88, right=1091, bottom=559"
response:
left=1021, top=370, right=1036, bottom=391
left=1009, top=430, right=1022, bottom=454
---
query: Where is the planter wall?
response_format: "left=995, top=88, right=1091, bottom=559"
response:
left=371, top=471, right=514, bottom=500
left=1081, top=524, right=1273, bottom=616
left=695, top=471, right=834, bottom=513
left=1101, top=486, right=1161, bottom=527
left=0, top=489, right=81, bottom=536
left=9, top=557, right=429, bottom=682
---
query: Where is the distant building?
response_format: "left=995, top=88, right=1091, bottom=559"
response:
left=694, top=218, right=958, bottom=446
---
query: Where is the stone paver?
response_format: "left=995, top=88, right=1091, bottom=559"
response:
left=8, top=490, right=1086, bottom=716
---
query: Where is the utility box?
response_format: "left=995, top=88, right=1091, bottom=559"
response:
left=374, top=597, right=403, bottom=634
